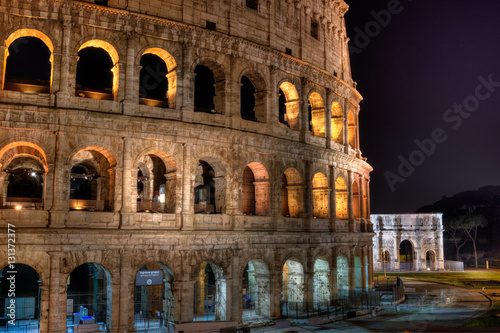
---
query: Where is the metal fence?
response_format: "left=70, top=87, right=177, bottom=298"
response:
left=280, top=290, right=380, bottom=320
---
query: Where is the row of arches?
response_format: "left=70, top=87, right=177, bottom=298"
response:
left=1, top=29, right=358, bottom=147
left=0, top=141, right=369, bottom=221
left=0, top=252, right=369, bottom=331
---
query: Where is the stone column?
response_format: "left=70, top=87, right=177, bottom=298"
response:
left=329, top=166, right=336, bottom=231
left=269, top=271, right=282, bottom=318
left=355, top=110, right=361, bottom=154
left=181, top=42, right=195, bottom=121
left=118, top=250, right=134, bottom=332
left=300, top=77, right=309, bottom=142
left=348, top=246, right=356, bottom=295
left=0, top=45, right=6, bottom=90
left=229, top=253, right=242, bottom=322
left=47, top=252, right=66, bottom=333
left=0, top=171, right=8, bottom=207
left=303, top=161, right=312, bottom=226
left=325, top=89, right=333, bottom=149
left=365, top=179, right=372, bottom=231
left=122, top=32, right=139, bottom=114
left=120, top=138, right=135, bottom=228
left=342, top=99, right=350, bottom=154
left=269, top=66, right=280, bottom=125
left=55, top=13, right=72, bottom=107
left=303, top=271, right=314, bottom=312
left=359, top=177, right=366, bottom=231
left=367, top=245, right=374, bottom=289
left=361, top=247, right=367, bottom=291
left=49, top=132, right=68, bottom=227
left=347, top=171, right=354, bottom=232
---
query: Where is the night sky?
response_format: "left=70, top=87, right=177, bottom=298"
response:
left=344, top=0, right=500, bottom=213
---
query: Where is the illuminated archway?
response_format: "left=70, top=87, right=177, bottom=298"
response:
left=194, top=261, right=226, bottom=321
left=399, top=240, right=414, bottom=271
left=331, top=102, right=343, bottom=143
left=313, top=258, right=330, bottom=310
left=336, top=255, right=349, bottom=297
left=282, top=258, right=304, bottom=317
left=242, top=260, right=270, bottom=321
left=242, top=162, right=269, bottom=216
left=76, top=40, right=120, bottom=100
left=139, top=48, right=177, bottom=108
left=282, top=168, right=303, bottom=218
left=352, top=180, right=360, bottom=220
left=308, top=92, right=325, bottom=137
left=278, top=82, right=300, bottom=130
left=335, top=177, right=347, bottom=219
left=312, top=172, right=329, bottom=219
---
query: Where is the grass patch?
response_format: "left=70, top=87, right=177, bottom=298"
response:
left=374, top=271, right=500, bottom=289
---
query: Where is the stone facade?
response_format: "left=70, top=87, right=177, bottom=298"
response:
left=0, top=0, right=373, bottom=332
left=372, top=214, right=445, bottom=272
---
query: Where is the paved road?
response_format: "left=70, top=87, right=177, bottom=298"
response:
left=253, top=277, right=493, bottom=332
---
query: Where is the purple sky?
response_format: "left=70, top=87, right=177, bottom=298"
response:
left=344, top=0, right=500, bottom=213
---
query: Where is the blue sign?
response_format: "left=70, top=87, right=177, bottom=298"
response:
left=135, top=270, right=163, bottom=286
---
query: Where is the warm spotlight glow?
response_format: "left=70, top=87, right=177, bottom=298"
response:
left=14, top=205, right=22, bottom=211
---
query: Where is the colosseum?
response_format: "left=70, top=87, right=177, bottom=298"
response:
left=0, top=0, right=374, bottom=332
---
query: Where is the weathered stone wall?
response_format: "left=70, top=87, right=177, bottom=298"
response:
left=0, top=0, right=373, bottom=332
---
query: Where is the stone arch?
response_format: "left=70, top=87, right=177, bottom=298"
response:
left=193, top=156, right=228, bottom=214
left=192, top=58, right=227, bottom=114
left=282, top=167, right=304, bottom=218
left=76, top=39, right=120, bottom=101
left=313, top=257, right=330, bottom=310
left=134, top=150, right=178, bottom=213
left=242, top=259, right=271, bottom=321
left=193, top=261, right=227, bottom=321
left=335, top=177, right=348, bottom=219
left=0, top=141, right=49, bottom=210
left=242, top=162, right=270, bottom=216
left=66, top=262, right=113, bottom=332
left=278, top=81, right=300, bottom=130
left=308, top=91, right=325, bottom=137
left=138, top=48, right=178, bottom=108
left=133, top=262, right=175, bottom=329
left=348, top=110, right=356, bottom=149
left=312, top=172, right=329, bottom=219
left=336, top=254, right=349, bottom=297
left=69, top=146, right=117, bottom=211
left=0, top=264, right=42, bottom=331
left=425, top=250, right=437, bottom=271
left=399, top=239, right=415, bottom=270
left=282, top=257, right=304, bottom=315
left=331, top=102, right=344, bottom=143
left=3, top=29, right=54, bottom=93
left=239, top=69, right=267, bottom=122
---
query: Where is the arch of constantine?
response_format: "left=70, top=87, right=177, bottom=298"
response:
left=372, top=214, right=445, bottom=272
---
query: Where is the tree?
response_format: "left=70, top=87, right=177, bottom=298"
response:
left=461, top=214, right=488, bottom=268
left=445, top=214, right=488, bottom=267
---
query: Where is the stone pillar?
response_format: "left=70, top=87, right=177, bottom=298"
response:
left=303, top=271, right=314, bottom=312
left=181, top=42, right=195, bottom=120
left=348, top=246, right=356, bottom=295
left=269, top=271, right=282, bottom=318
left=355, top=110, right=361, bottom=154
left=300, top=77, right=309, bottom=142
left=118, top=250, right=133, bottom=332
left=329, top=166, right=336, bottom=231
left=55, top=14, right=72, bottom=107
left=122, top=32, right=139, bottom=114
left=120, top=138, right=135, bottom=228
left=359, top=177, right=366, bottom=231
left=342, top=99, right=350, bottom=155
left=365, top=179, right=372, bottom=231
left=303, top=161, right=312, bottom=224
left=0, top=171, right=8, bottom=207
left=437, top=229, right=445, bottom=270
left=361, top=247, right=367, bottom=291
left=49, top=132, right=68, bottom=227
left=229, top=253, right=242, bottom=322
left=368, top=245, right=374, bottom=289
left=269, top=66, right=279, bottom=125
left=47, top=252, right=66, bottom=333
left=0, top=45, right=6, bottom=90
left=330, top=255, right=338, bottom=301
left=347, top=171, right=354, bottom=232
left=325, top=89, right=333, bottom=149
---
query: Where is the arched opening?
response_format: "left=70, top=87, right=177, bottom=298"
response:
left=336, top=255, right=349, bottom=298
left=194, top=161, right=217, bottom=214
left=0, top=264, right=41, bottom=332
left=425, top=250, right=437, bottom=271
left=242, top=162, right=270, bottom=216
left=70, top=148, right=116, bottom=211
left=3, top=157, right=44, bottom=210
left=194, top=262, right=226, bottom=321
left=313, top=258, right=330, bottom=310
left=312, top=172, right=329, bottom=219
left=335, top=177, right=348, bottom=219
left=76, top=47, right=114, bottom=100
left=348, top=111, right=356, bottom=149
left=4, top=36, right=51, bottom=94
left=281, top=168, right=303, bottom=218
left=331, top=102, right=344, bottom=144
left=133, top=262, right=174, bottom=331
left=282, top=258, right=304, bottom=317
left=308, top=92, right=325, bottom=137
left=240, top=76, right=256, bottom=121
left=66, top=263, right=112, bottom=332
left=136, top=153, right=176, bottom=213
left=399, top=240, right=414, bottom=271
left=194, top=65, right=216, bottom=113
left=352, top=181, right=360, bottom=220
left=242, top=260, right=270, bottom=322
left=278, top=82, right=299, bottom=130
left=139, top=54, right=168, bottom=108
